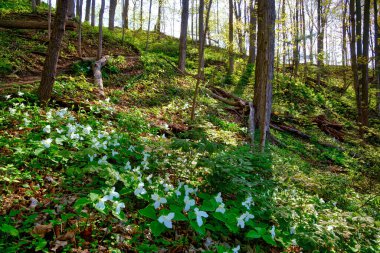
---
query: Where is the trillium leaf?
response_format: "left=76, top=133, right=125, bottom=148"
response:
left=34, top=148, right=45, bottom=156
left=150, top=221, right=166, bottom=236
left=262, top=234, right=277, bottom=246
left=190, top=220, right=206, bottom=235
left=0, top=224, right=19, bottom=237
left=173, top=211, right=187, bottom=221
left=139, top=205, right=156, bottom=220
left=246, top=230, right=262, bottom=239
left=74, top=197, right=91, bottom=211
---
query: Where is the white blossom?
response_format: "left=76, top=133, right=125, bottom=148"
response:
left=158, top=213, right=175, bottom=228
left=43, top=125, right=51, bottom=133
left=112, top=149, right=119, bottom=157
left=184, top=195, right=195, bottom=212
left=242, top=196, right=254, bottom=209
left=194, top=208, right=208, bottom=227
left=114, top=201, right=125, bottom=215
left=124, top=161, right=132, bottom=170
left=216, top=203, right=226, bottom=214
left=232, top=245, right=240, bottom=253
left=83, top=125, right=92, bottom=134
left=98, top=155, right=108, bottom=165
left=107, top=187, right=120, bottom=200
left=4, top=95, right=11, bottom=100
left=56, top=108, right=68, bottom=118
left=151, top=193, right=167, bottom=209
left=41, top=138, right=53, bottom=148
left=9, top=108, right=16, bottom=115
left=290, top=226, right=296, bottom=235
left=215, top=192, right=223, bottom=203
left=88, top=154, right=97, bottom=162
left=134, top=182, right=147, bottom=196
left=17, top=91, right=24, bottom=96
left=270, top=225, right=276, bottom=239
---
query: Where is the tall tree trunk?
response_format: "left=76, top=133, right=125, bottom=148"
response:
left=140, top=0, right=143, bottom=30
left=342, top=0, right=348, bottom=89
left=248, top=0, right=257, bottom=64
left=191, top=0, right=205, bottom=120
left=234, top=0, right=244, bottom=55
left=48, top=0, right=52, bottom=39
left=293, top=0, right=300, bottom=75
left=179, top=0, right=190, bottom=72
left=97, top=0, right=105, bottom=60
left=85, top=0, right=91, bottom=22
left=68, top=0, right=76, bottom=19
left=349, top=0, right=361, bottom=123
left=191, top=0, right=194, bottom=40
left=32, top=0, right=37, bottom=13
left=109, top=0, right=117, bottom=30
left=316, top=0, right=324, bottom=85
left=254, top=0, right=275, bottom=151
left=155, top=0, right=163, bottom=32
left=145, top=0, right=153, bottom=50
left=228, top=0, right=234, bottom=75
left=375, top=0, right=380, bottom=115
left=360, top=0, right=370, bottom=126
left=301, top=0, right=307, bottom=70
left=281, top=0, right=286, bottom=72
left=78, top=0, right=83, bottom=57
left=124, top=0, right=129, bottom=30
left=91, top=0, right=95, bottom=26
left=38, top=0, right=69, bottom=104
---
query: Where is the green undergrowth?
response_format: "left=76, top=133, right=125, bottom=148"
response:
left=1, top=3, right=380, bottom=252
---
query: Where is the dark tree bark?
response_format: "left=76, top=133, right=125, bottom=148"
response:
left=254, top=0, right=275, bottom=151
left=248, top=0, right=257, bottom=64
left=281, top=0, right=286, bottom=71
left=145, top=0, right=153, bottom=50
left=85, top=0, right=91, bottom=22
left=228, top=0, right=234, bottom=75
left=349, top=0, right=361, bottom=123
left=109, top=0, right=118, bottom=30
left=91, top=0, right=95, bottom=26
left=38, top=0, right=69, bottom=103
left=179, top=0, right=190, bottom=72
left=360, top=0, right=370, bottom=126
left=375, top=0, right=380, bottom=115
left=316, top=0, right=323, bottom=85
left=78, top=0, right=83, bottom=57
left=48, top=0, right=52, bottom=39
left=155, top=0, right=163, bottom=32
left=140, top=0, right=143, bottom=30
left=342, top=0, right=348, bottom=88
left=292, top=0, right=300, bottom=75
left=191, top=0, right=194, bottom=40
left=76, top=0, right=80, bottom=17
left=97, top=0, right=105, bottom=60
left=32, top=0, right=37, bottom=13
left=234, top=0, right=244, bottom=55
left=301, top=0, right=306, bottom=67
left=68, top=0, right=76, bottom=19
left=123, top=0, right=129, bottom=30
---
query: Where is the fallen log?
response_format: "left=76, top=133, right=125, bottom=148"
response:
left=93, top=55, right=109, bottom=98
left=313, top=115, right=344, bottom=141
left=0, top=20, right=77, bottom=30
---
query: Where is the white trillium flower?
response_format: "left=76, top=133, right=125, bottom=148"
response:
left=237, top=212, right=254, bottom=228
left=128, top=145, right=135, bottom=152
left=41, top=138, right=53, bottom=148
left=215, top=192, right=223, bottom=203
left=88, top=154, right=97, bottom=162
left=242, top=196, right=254, bottom=209
left=5, top=95, right=11, bottom=100
left=270, top=225, right=276, bottom=239
left=83, top=125, right=92, bottom=134
left=114, top=201, right=125, bottom=215
left=9, top=108, right=16, bottom=115
left=95, top=196, right=110, bottom=211
left=18, top=91, right=24, bottom=96
left=107, top=187, right=120, bottom=201
left=112, top=149, right=119, bottom=157
left=232, top=245, right=240, bottom=253
left=290, top=226, right=296, bottom=235
left=184, top=195, right=195, bottom=212
left=291, top=239, right=297, bottom=246
left=216, top=203, right=226, bottom=214
left=164, top=183, right=174, bottom=192
left=151, top=193, right=167, bottom=209
left=23, top=118, right=31, bottom=125
left=46, top=111, right=52, bottom=119
left=158, top=212, right=175, bottom=229
left=124, top=161, right=132, bottom=170
left=184, top=185, right=196, bottom=196
left=43, top=125, right=51, bottom=133
left=56, top=128, right=63, bottom=134
left=134, top=182, right=147, bottom=196
left=146, top=174, right=153, bottom=184
left=98, top=155, right=108, bottom=165
left=56, top=108, right=68, bottom=118
left=194, top=208, right=208, bottom=227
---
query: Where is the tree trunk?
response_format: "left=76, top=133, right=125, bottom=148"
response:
left=342, top=0, right=348, bottom=88
left=140, top=0, right=143, bottom=30
left=38, top=0, right=69, bottom=104
left=68, top=0, right=76, bottom=19
left=32, top=0, right=37, bottom=13
left=248, top=0, right=257, bottom=64
left=360, top=0, right=370, bottom=126
left=349, top=0, right=361, bottom=123
left=281, top=0, right=286, bottom=72
left=191, top=0, right=205, bottom=120
left=78, top=0, right=83, bottom=57
left=155, top=0, right=163, bottom=32
left=191, top=0, right=194, bottom=40
left=179, top=0, right=190, bottom=72
left=97, top=0, right=105, bottom=60
left=48, top=0, right=52, bottom=39
left=124, top=0, right=129, bottom=30
left=228, top=0, right=234, bottom=75
left=316, top=0, right=323, bottom=85
left=91, top=0, right=95, bottom=26
left=85, top=0, right=91, bottom=22
left=292, top=0, right=299, bottom=76
left=375, top=0, right=380, bottom=115
left=234, top=0, right=244, bottom=55
left=145, top=0, right=153, bottom=50
left=109, top=0, right=117, bottom=30
left=254, top=0, right=275, bottom=151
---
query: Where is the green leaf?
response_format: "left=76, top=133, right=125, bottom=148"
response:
left=139, top=205, right=156, bottom=220
left=212, top=212, right=226, bottom=222
left=74, top=197, right=91, bottom=211
left=173, top=211, right=187, bottom=221
left=0, top=224, right=19, bottom=237
left=246, top=230, right=262, bottom=239
left=201, top=199, right=217, bottom=212
left=190, top=220, right=206, bottom=235
left=34, top=148, right=45, bottom=156
left=262, top=234, right=277, bottom=246
left=150, top=221, right=166, bottom=236
left=35, top=238, right=47, bottom=251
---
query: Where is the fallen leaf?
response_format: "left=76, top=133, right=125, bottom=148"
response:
left=32, top=224, right=53, bottom=237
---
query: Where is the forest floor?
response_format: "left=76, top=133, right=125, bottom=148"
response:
left=0, top=11, right=380, bottom=253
